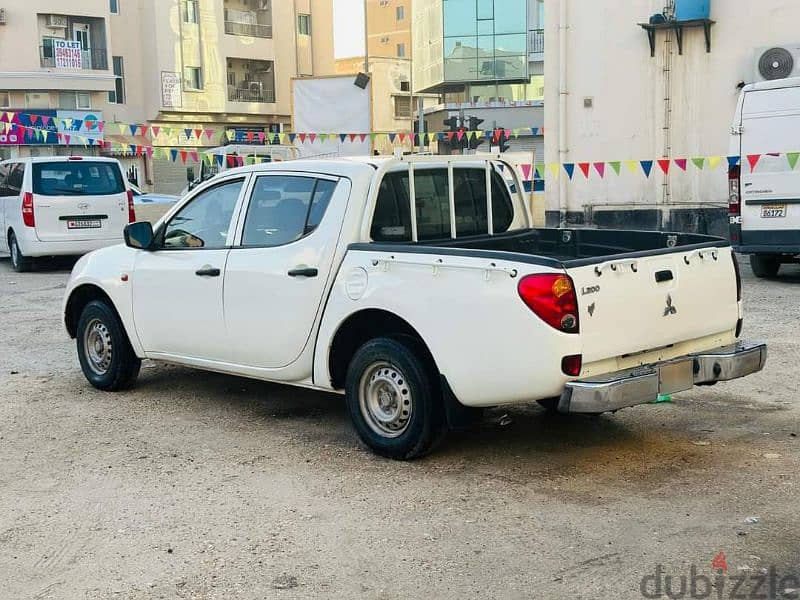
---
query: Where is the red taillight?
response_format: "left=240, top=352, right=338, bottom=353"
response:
left=728, top=165, right=741, bottom=216
left=561, top=355, right=583, bottom=376
left=518, top=273, right=580, bottom=333
left=127, top=189, right=136, bottom=223
left=22, top=192, right=35, bottom=227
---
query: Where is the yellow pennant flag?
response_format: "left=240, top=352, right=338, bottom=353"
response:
left=547, top=163, right=560, bottom=180
left=707, top=156, right=723, bottom=170
left=624, top=160, right=639, bottom=174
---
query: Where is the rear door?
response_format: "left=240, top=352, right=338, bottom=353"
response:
left=223, top=173, right=348, bottom=369
left=566, top=247, right=739, bottom=364
left=0, top=162, right=11, bottom=252
left=739, top=87, right=800, bottom=246
left=30, top=160, right=129, bottom=242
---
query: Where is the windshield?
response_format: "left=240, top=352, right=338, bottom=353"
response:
left=32, top=161, right=125, bottom=197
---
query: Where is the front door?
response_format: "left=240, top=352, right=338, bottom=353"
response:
left=72, top=23, right=91, bottom=67
left=132, top=177, right=248, bottom=362
left=223, top=173, right=348, bottom=369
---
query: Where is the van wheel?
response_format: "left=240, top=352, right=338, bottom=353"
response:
left=750, top=254, right=780, bottom=278
left=345, top=337, right=445, bottom=460
left=77, top=300, right=141, bottom=391
left=9, top=232, right=32, bottom=273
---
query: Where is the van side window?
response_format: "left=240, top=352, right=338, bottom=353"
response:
left=371, top=168, right=515, bottom=242
left=0, top=163, right=11, bottom=197
left=5, top=163, right=24, bottom=197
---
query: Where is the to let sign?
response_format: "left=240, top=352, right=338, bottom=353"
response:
left=54, top=40, right=83, bottom=69
left=161, top=72, right=182, bottom=108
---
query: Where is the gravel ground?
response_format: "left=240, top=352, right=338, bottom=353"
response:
left=0, top=255, right=798, bottom=599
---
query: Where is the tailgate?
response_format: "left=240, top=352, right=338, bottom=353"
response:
left=31, top=160, right=128, bottom=242
left=567, top=246, right=739, bottom=364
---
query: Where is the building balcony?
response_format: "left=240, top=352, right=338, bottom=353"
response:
left=228, top=84, right=275, bottom=103
left=224, top=7, right=272, bottom=38
left=528, top=29, right=544, bottom=59
left=40, top=45, right=108, bottom=70
left=227, top=58, right=275, bottom=104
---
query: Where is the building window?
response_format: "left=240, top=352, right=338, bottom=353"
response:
left=397, top=43, right=406, bottom=58
left=58, top=91, right=91, bottom=110
left=25, top=92, right=51, bottom=109
left=110, top=0, right=119, bottom=14
left=0, top=91, right=9, bottom=108
left=184, top=66, right=203, bottom=90
left=400, top=80, right=410, bottom=92
left=394, top=95, right=412, bottom=118
left=297, top=14, right=311, bottom=35
left=108, top=56, right=125, bottom=104
left=396, top=5, right=405, bottom=20
left=182, top=0, right=199, bottom=24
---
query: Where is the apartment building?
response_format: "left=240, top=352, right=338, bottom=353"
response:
left=545, top=0, right=800, bottom=235
left=334, top=0, right=417, bottom=154
left=412, top=0, right=545, bottom=156
left=0, top=0, right=335, bottom=191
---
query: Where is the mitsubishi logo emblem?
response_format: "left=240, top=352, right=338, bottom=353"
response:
left=664, top=294, right=677, bottom=317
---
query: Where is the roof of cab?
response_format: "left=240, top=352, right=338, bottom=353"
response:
left=742, top=76, right=800, bottom=93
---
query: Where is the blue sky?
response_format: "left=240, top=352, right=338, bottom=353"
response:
left=333, top=0, right=366, bottom=59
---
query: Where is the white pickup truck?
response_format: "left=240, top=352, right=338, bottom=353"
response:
left=63, top=155, right=766, bottom=459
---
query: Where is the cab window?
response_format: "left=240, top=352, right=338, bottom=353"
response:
left=371, top=167, right=515, bottom=242
left=162, top=179, right=244, bottom=249
left=241, top=176, right=336, bottom=247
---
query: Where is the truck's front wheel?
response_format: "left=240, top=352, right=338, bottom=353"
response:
left=750, top=254, right=780, bottom=278
left=345, top=337, right=445, bottom=460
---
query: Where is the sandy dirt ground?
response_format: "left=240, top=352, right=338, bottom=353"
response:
left=0, top=255, right=798, bottom=599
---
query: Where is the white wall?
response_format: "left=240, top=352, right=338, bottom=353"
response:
left=545, top=0, right=800, bottom=219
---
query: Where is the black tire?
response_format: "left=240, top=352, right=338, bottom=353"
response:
left=750, top=254, right=780, bottom=278
left=9, top=231, right=33, bottom=273
left=76, top=300, right=141, bottom=391
left=345, top=337, right=445, bottom=460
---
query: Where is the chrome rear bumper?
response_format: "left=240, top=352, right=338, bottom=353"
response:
left=558, top=341, right=767, bottom=414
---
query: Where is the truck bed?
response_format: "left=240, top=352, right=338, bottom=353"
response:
left=355, top=228, right=728, bottom=268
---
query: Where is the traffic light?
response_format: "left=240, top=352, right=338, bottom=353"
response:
left=468, top=116, right=484, bottom=131
left=443, top=116, right=460, bottom=131
left=497, top=128, right=510, bottom=153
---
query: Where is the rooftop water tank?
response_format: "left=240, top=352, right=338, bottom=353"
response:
left=673, top=0, right=710, bottom=21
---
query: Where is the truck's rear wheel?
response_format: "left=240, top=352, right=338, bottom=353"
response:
left=750, top=254, right=780, bottom=278
left=345, top=337, right=445, bottom=460
left=9, top=231, right=33, bottom=273
left=77, top=300, right=141, bottom=391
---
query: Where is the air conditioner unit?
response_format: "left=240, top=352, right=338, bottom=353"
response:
left=46, top=14, right=68, bottom=28
left=0, top=9, right=7, bottom=25
left=380, top=36, right=390, bottom=44
left=379, top=0, right=391, bottom=6
left=754, top=45, right=800, bottom=82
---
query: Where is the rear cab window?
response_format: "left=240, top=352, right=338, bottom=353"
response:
left=32, top=161, right=125, bottom=196
left=371, top=167, right=517, bottom=242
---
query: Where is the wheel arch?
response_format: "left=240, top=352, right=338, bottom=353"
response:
left=65, top=284, right=121, bottom=340
left=327, top=308, right=440, bottom=391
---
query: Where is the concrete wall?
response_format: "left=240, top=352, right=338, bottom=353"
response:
left=545, top=0, right=800, bottom=234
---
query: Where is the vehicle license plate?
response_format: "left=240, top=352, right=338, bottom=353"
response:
left=67, top=219, right=102, bottom=229
left=761, top=205, right=786, bottom=219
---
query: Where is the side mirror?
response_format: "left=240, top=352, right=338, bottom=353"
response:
left=124, top=221, right=155, bottom=250
left=186, top=167, right=195, bottom=183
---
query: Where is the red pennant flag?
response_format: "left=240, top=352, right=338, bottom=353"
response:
left=520, top=164, right=532, bottom=180
left=151, top=126, right=160, bottom=137
left=747, top=154, right=762, bottom=170
left=309, top=133, right=317, bottom=143
left=190, top=151, right=199, bottom=163
left=504, top=129, right=512, bottom=139
left=578, top=162, right=591, bottom=178
left=446, top=131, right=455, bottom=141
left=179, top=150, right=188, bottom=163
left=657, top=159, right=671, bottom=174
left=674, top=158, right=687, bottom=171
left=136, top=145, right=143, bottom=156
left=245, top=131, right=254, bottom=142
left=205, top=129, right=214, bottom=140
left=63, top=134, right=70, bottom=145
left=30, top=115, right=40, bottom=125
left=398, top=133, right=407, bottom=143
left=349, top=133, right=357, bottom=142
left=298, top=133, right=307, bottom=143
left=455, top=130, right=464, bottom=141
left=194, top=129, right=203, bottom=140
left=139, top=125, right=149, bottom=136
left=359, top=133, right=367, bottom=143
left=493, top=129, right=501, bottom=142
left=57, top=132, right=63, bottom=142
left=593, top=162, right=606, bottom=178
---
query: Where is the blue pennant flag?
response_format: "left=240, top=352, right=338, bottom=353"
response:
left=214, top=154, right=224, bottom=166
left=170, top=149, right=179, bottom=162
left=339, top=133, right=347, bottom=143
left=129, top=124, right=138, bottom=136
left=563, top=163, right=575, bottom=180
left=288, top=133, right=297, bottom=143
left=184, top=128, right=193, bottom=140
left=727, top=155, right=741, bottom=169
left=640, top=160, right=654, bottom=177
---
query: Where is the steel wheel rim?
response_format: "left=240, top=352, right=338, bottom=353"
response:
left=83, top=318, right=113, bottom=376
left=358, top=361, right=413, bottom=438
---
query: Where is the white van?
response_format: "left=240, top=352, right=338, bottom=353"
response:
left=0, top=156, right=133, bottom=272
left=729, top=77, right=800, bottom=277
